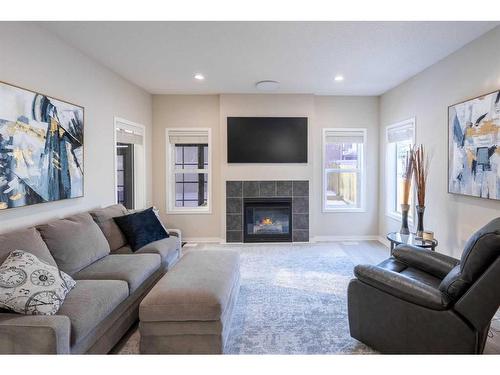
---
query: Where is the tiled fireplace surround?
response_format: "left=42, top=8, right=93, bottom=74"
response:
left=226, top=180, right=309, bottom=243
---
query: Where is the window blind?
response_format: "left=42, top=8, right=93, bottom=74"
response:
left=116, top=123, right=144, bottom=145
left=167, top=129, right=209, bottom=144
left=387, top=122, right=414, bottom=143
left=325, top=130, right=365, bottom=144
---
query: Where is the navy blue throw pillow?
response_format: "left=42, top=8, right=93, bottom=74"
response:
left=113, top=207, right=169, bottom=251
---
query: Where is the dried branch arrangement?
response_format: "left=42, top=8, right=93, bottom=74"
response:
left=413, top=144, right=430, bottom=207
left=401, top=146, right=415, bottom=205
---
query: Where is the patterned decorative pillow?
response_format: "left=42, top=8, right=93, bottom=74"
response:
left=0, top=250, right=76, bottom=315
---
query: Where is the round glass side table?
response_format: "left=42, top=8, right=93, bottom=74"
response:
left=386, top=232, right=438, bottom=255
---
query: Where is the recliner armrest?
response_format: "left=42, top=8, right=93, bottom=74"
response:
left=354, top=264, right=451, bottom=310
left=393, top=244, right=459, bottom=279
left=0, top=313, right=71, bottom=354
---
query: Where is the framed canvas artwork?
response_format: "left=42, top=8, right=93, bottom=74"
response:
left=0, top=81, right=84, bottom=210
left=448, top=90, right=499, bottom=200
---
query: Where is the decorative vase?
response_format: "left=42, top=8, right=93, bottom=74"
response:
left=416, top=205, right=425, bottom=238
left=400, top=204, right=410, bottom=235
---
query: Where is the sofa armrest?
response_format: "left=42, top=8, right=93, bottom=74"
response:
left=393, top=244, right=460, bottom=279
left=354, top=264, right=451, bottom=310
left=167, top=228, right=182, bottom=243
left=0, top=313, right=71, bottom=354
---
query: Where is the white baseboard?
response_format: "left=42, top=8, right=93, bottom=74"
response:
left=184, top=235, right=390, bottom=247
left=377, top=236, right=391, bottom=248
left=183, top=237, right=223, bottom=244
left=312, top=235, right=382, bottom=242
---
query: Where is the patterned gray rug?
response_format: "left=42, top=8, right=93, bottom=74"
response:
left=117, top=243, right=376, bottom=354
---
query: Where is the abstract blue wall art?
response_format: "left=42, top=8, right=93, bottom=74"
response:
left=0, top=81, right=84, bottom=210
left=448, top=90, right=500, bottom=200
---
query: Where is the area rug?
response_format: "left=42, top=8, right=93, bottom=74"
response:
left=118, top=243, right=377, bottom=354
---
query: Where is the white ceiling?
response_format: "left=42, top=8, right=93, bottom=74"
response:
left=41, top=21, right=498, bottom=96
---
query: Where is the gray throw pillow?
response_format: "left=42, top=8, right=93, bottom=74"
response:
left=0, top=250, right=76, bottom=315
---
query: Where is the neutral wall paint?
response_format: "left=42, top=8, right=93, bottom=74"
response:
left=152, top=95, right=221, bottom=240
left=0, top=22, right=153, bottom=233
left=379, top=26, right=500, bottom=257
left=153, top=93, right=379, bottom=240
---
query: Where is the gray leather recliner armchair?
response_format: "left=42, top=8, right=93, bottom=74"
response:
left=348, top=218, right=500, bottom=354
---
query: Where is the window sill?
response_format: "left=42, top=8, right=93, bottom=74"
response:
left=323, top=207, right=366, bottom=213
left=386, top=211, right=414, bottom=225
left=167, top=208, right=212, bottom=215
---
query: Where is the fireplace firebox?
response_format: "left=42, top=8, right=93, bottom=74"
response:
left=243, top=198, right=292, bottom=242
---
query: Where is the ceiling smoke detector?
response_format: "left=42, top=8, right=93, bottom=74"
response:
left=255, top=80, right=280, bottom=91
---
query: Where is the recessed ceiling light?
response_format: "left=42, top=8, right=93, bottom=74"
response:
left=334, top=75, right=344, bottom=82
left=255, top=80, right=280, bottom=91
left=194, top=73, right=205, bottom=80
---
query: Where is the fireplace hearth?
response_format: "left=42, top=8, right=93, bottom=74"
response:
left=244, top=198, right=292, bottom=242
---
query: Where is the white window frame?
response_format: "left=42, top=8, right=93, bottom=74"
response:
left=385, top=118, right=415, bottom=223
left=166, top=128, right=212, bottom=215
left=113, top=117, right=147, bottom=210
left=322, top=128, right=367, bottom=213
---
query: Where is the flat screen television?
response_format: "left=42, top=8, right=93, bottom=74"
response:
left=227, top=117, right=308, bottom=163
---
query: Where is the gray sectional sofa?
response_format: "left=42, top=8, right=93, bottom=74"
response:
left=0, top=204, right=181, bottom=354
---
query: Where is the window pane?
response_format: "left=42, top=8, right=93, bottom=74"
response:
left=325, top=171, right=359, bottom=208
left=325, top=143, right=360, bottom=169
left=182, top=146, right=198, bottom=164
left=174, top=144, right=208, bottom=170
left=174, top=172, right=208, bottom=208
left=395, top=141, right=412, bottom=212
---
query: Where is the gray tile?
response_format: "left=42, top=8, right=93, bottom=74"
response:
left=276, top=181, right=293, bottom=197
left=259, top=181, right=276, bottom=197
left=226, top=181, right=242, bottom=198
left=226, top=230, right=243, bottom=243
left=292, top=197, right=309, bottom=214
left=227, top=214, right=242, bottom=231
left=293, top=230, right=309, bottom=242
left=293, top=180, right=309, bottom=197
left=292, top=214, right=309, bottom=230
left=243, top=181, right=259, bottom=197
left=226, top=198, right=242, bottom=214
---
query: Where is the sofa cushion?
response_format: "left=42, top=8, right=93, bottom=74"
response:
left=0, top=227, right=56, bottom=267
left=89, top=204, right=128, bottom=251
left=57, top=279, right=128, bottom=345
left=140, top=250, right=240, bottom=322
left=113, top=208, right=169, bottom=251
left=73, top=254, right=161, bottom=293
left=37, top=213, right=111, bottom=276
left=116, top=237, right=181, bottom=271
left=0, top=250, right=76, bottom=315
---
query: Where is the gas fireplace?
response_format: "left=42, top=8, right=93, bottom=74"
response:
left=243, top=198, right=292, bottom=242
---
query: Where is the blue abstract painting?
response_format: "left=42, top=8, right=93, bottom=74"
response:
left=448, top=90, right=500, bottom=200
left=0, top=81, right=84, bottom=210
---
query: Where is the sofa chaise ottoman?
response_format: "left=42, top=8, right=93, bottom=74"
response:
left=139, top=250, right=240, bottom=354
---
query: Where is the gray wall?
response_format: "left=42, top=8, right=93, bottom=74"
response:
left=379, top=26, right=500, bottom=257
left=0, top=22, right=153, bottom=233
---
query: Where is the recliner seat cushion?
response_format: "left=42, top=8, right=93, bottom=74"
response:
left=57, top=279, right=129, bottom=346
left=378, top=258, right=442, bottom=289
left=89, top=204, right=128, bottom=251
left=439, top=217, right=500, bottom=300
left=37, top=213, right=111, bottom=276
left=73, top=254, right=161, bottom=293
left=0, top=227, right=56, bottom=267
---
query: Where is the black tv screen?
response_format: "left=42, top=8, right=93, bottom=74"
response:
left=227, top=117, right=308, bottom=163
